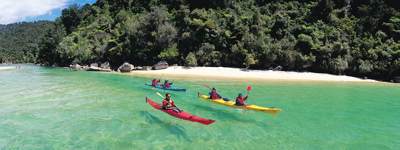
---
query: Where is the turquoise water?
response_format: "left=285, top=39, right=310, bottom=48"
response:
left=0, top=65, right=399, bottom=149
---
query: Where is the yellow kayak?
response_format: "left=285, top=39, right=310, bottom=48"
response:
left=198, top=93, right=281, bottom=114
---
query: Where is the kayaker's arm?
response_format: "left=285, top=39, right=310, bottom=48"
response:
left=170, top=100, right=177, bottom=107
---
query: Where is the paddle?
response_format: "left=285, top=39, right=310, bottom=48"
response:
left=156, top=92, right=164, bottom=98
left=244, top=85, right=252, bottom=104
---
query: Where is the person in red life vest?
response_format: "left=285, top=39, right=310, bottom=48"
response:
left=235, top=93, right=248, bottom=106
left=151, top=79, right=160, bottom=87
left=163, top=80, right=173, bottom=88
left=209, top=88, right=222, bottom=100
left=161, top=93, right=181, bottom=113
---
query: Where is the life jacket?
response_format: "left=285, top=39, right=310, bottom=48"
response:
left=162, top=99, right=175, bottom=108
left=210, top=91, right=220, bottom=99
left=164, top=82, right=171, bottom=88
left=151, top=79, right=157, bottom=86
left=235, top=96, right=247, bottom=105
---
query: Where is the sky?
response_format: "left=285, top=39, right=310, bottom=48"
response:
left=0, top=0, right=96, bottom=24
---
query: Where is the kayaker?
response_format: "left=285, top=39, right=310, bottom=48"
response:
left=235, top=93, right=248, bottom=106
left=163, top=80, right=173, bottom=88
left=162, top=93, right=181, bottom=113
left=151, top=79, right=160, bottom=87
left=209, top=88, right=222, bottom=100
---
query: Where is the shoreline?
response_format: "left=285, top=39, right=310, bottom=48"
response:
left=0, top=66, right=16, bottom=71
left=116, top=66, right=378, bottom=83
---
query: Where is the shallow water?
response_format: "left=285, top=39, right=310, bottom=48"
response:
left=0, top=65, right=399, bottom=149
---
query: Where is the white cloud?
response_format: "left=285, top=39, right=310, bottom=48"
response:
left=0, top=0, right=68, bottom=24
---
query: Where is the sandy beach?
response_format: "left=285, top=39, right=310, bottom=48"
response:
left=124, top=66, right=377, bottom=82
left=0, top=66, right=16, bottom=71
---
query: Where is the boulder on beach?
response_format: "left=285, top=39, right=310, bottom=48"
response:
left=394, top=76, right=400, bottom=83
left=118, top=62, right=134, bottom=72
left=152, top=61, right=168, bottom=70
left=69, top=64, right=82, bottom=70
left=100, top=62, right=110, bottom=69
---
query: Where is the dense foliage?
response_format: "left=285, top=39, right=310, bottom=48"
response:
left=0, top=21, right=55, bottom=63
left=6, top=0, right=400, bottom=80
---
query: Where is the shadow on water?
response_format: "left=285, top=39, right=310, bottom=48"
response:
left=192, top=103, right=272, bottom=128
left=139, top=111, right=192, bottom=142
left=192, top=103, right=256, bottom=123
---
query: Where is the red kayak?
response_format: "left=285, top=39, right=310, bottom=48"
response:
left=145, top=97, right=215, bottom=125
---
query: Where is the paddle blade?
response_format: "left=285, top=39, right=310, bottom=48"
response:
left=247, top=85, right=252, bottom=91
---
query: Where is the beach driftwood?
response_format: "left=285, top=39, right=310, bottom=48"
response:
left=70, top=64, right=85, bottom=70
left=118, top=62, right=134, bottom=72
left=70, top=62, right=111, bottom=72
left=88, top=66, right=112, bottom=72
left=87, top=62, right=111, bottom=72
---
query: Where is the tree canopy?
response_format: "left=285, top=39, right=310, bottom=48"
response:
left=2, top=0, right=400, bottom=81
left=0, top=21, right=55, bottom=63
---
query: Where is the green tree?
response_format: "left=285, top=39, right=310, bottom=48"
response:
left=37, top=23, right=66, bottom=65
left=185, top=52, right=198, bottom=67
left=244, top=54, right=257, bottom=68
left=60, top=5, right=82, bottom=34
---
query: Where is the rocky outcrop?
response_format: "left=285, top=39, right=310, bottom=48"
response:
left=118, top=62, right=134, bottom=72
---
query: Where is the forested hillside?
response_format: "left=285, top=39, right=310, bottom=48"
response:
left=0, top=21, right=55, bottom=63
left=4, top=0, right=400, bottom=80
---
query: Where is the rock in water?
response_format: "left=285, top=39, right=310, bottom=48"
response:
left=118, top=62, right=134, bottom=72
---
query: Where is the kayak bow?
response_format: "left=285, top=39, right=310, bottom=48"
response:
left=146, top=97, right=215, bottom=125
left=198, top=93, right=281, bottom=114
